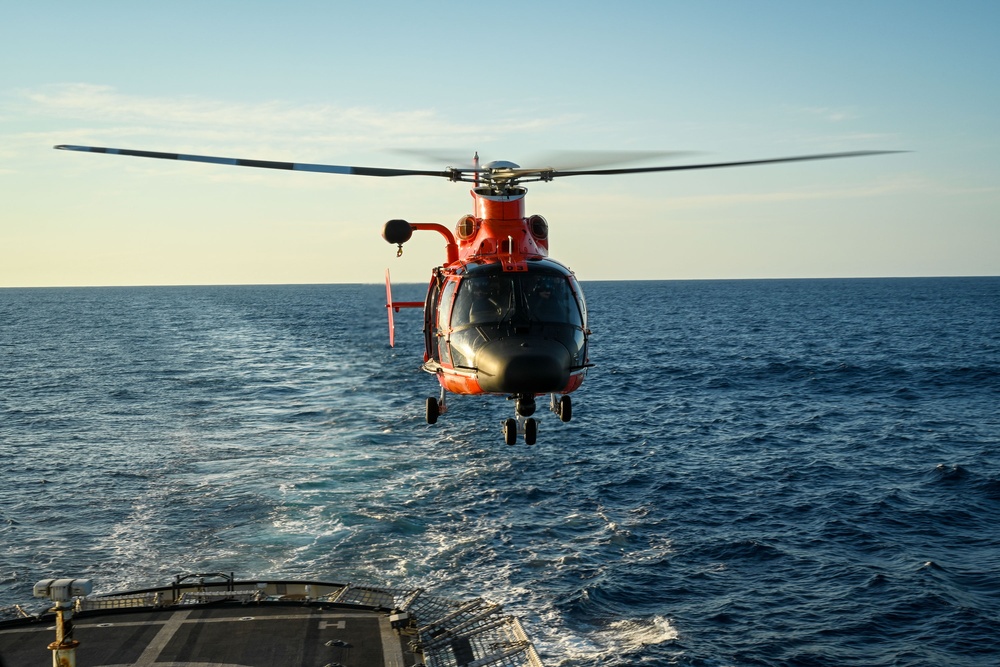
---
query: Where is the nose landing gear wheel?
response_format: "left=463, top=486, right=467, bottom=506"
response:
left=426, top=397, right=439, bottom=424
left=524, top=418, right=537, bottom=445
left=503, top=418, right=518, bottom=445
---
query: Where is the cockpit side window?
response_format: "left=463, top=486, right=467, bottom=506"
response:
left=568, top=275, right=587, bottom=328
left=437, top=279, right=458, bottom=332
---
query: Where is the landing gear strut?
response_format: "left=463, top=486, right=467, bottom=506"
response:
left=515, top=395, right=536, bottom=417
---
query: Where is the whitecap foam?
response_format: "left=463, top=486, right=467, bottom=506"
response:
left=602, top=615, right=680, bottom=646
left=537, top=613, right=680, bottom=666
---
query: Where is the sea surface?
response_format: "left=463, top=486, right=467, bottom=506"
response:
left=2, top=278, right=999, bottom=666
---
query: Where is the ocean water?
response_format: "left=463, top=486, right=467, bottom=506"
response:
left=1, top=278, right=999, bottom=666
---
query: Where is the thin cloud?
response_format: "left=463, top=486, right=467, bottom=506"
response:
left=794, top=105, right=861, bottom=122
left=21, top=83, right=386, bottom=130
left=11, top=84, right=575, bottom=153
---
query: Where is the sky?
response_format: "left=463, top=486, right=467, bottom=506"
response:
left=2, top=0, right=998, bottom=287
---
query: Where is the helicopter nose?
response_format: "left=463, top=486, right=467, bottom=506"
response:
left=475, top=337, right=571, bottom=394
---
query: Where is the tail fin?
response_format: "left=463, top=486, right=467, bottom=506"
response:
left=384, top=269, right=424, bottom=347
left=385, top=269, right=396, bottom=347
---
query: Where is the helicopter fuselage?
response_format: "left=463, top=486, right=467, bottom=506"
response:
left=384, top=185, right=589, bottom=439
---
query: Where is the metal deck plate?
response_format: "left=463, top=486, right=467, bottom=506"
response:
left=0, top=603, right=414, bottom=667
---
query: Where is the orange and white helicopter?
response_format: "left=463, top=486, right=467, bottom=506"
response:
left=55, top=144, right=898, bottom=444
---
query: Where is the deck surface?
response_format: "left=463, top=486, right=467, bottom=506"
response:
left=0, top=603, right=417, bottom=667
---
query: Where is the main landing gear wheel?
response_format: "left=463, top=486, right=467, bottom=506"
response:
left=559, top=395, right=572, bottom=422
left=503, top=418, right=518, bottom=446
left=551, top=394, right=572, bottom=422
left=426, top=390, right=447, bottom=425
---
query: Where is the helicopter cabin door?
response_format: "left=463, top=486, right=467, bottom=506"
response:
left=434, top=278, right=459, bottom=367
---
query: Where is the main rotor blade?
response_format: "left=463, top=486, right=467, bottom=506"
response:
left=390, top=148, right=698, bottom=172
left=54, top=145, right=456, bottom=178
left=520, top=149, right=699, bottom=171
left=548, top=151, right=905, bottom=177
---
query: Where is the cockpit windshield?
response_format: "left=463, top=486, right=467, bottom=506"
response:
left=451, top=270, right=583, bottom=329
left=441, top=262, right=589, bottom=372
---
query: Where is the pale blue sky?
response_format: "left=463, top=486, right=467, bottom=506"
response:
left=2, top=0, right=997, bottom=286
